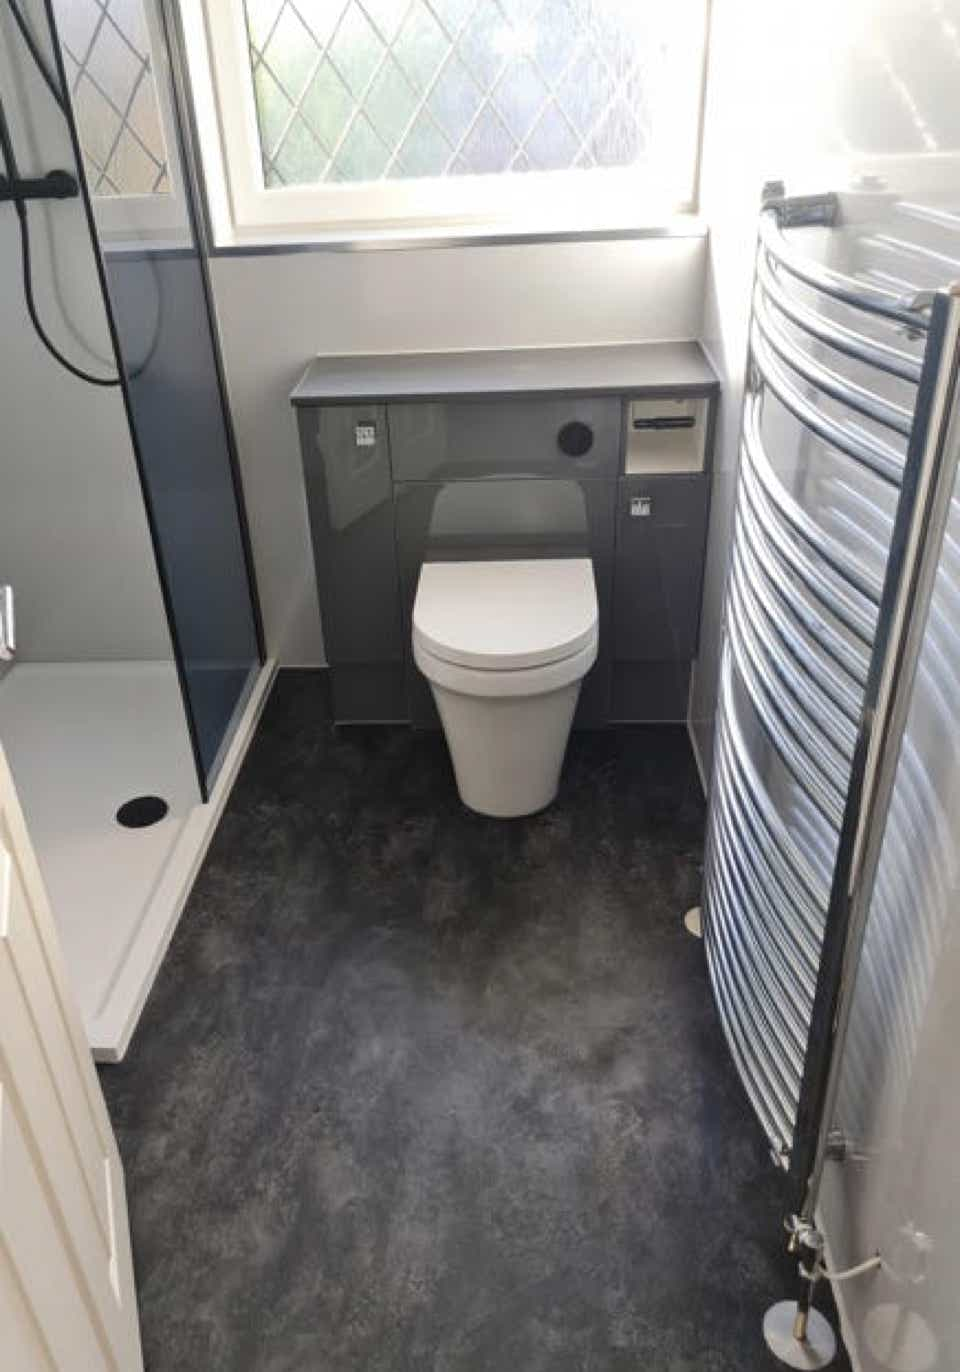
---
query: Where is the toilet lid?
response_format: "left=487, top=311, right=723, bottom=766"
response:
left=413, top=559, right=598, bottom=671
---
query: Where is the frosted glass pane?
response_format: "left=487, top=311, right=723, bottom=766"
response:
left=243, top=0, right=686, bottom=187
left=53, top=0, right=170, bottom=197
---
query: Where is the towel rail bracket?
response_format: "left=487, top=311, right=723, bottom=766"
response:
left=761, top=185, right=840, bottom=229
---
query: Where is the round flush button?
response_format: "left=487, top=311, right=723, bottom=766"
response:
left=557, top=420, right=594, bottom=457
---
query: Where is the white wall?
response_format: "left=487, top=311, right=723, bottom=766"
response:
left=210, top=232, right=707, bottom=665
left=0, top=3, right=171, bottom=662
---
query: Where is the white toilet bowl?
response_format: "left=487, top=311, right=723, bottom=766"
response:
left=412, top=559, right=598, bottom=817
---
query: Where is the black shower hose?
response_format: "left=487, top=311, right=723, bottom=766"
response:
left=1, top=0, right=159, bottom=387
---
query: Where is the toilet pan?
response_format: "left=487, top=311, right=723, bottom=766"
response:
left=413, top=559, right=598, bottom=817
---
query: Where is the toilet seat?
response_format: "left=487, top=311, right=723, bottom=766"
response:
left=414, top=635, right=597, bottom=699
left=413, top=559, right=598, bottom=673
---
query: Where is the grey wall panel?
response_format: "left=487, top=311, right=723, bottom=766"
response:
left=388, top=397, right=622, bottom=481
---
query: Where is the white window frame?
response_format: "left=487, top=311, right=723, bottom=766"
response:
left=184, top=0, right=708, bottom=246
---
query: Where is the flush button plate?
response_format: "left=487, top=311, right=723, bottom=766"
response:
left=630, top=496, right=652, bottom=518
left=355, top=423, right=377, bottom=447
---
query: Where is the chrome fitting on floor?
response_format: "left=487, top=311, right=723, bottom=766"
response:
left=765, top=1220, right=837, bottom=1368
left=682, top=905, right=703, bottom=938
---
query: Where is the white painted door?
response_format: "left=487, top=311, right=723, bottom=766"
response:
left=0, top=742, right=143, bottom=1370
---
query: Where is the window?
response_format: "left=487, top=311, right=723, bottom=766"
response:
left=53, top=0, right=188, bottom=240
left=55, top=0, right=170, bottom=194
left=192, top=0, right=709, bottom=241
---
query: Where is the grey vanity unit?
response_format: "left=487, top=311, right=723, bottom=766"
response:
left=292, top=343, right=718, bottom=728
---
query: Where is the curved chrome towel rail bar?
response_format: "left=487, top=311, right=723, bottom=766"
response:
left=735, top=488, right=871, bottom=686
left=739, top=459, right=878, bottom=647
left=817, top=471, right=897, bottom=543
left=710, top=821, right=809, bottom=1065
left=727, top=574, right=851, bottom=807
left=703, top=901, right=795, bottom=1156
left=861, top=232, right=960, bottom=280
left=726, top=595, right=847, bottom=828
left=759, top=208, right=932, bottom=330
left=755, top=250, right=923, bottom=384
left=729, top=552, right=856, bottom=765
left=753, top=287, right=915, bottom=437
left=732, top=526, right=864, bottom=724
left=705, top=653, right=819, bottom=1155
left=714, top=722, right=823, bottom=969
left=743, top=393, right=885, bottom=605
left=706, top=861, right=802, bottom=1113
left=897, top=201, right=960, bottom=234
left=718, top=723, right=828, bottom=942
left=730, top=538, right=860, bottom=752
left=712, top=756, right=820, bottom=999
left=751, top=327, right=906, bottom=486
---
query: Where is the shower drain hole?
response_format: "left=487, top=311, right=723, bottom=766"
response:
left=116, top=795, right=169, bottom=828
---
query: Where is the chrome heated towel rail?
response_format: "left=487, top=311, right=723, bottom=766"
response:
left=702, top=188, right=960, bottom=1359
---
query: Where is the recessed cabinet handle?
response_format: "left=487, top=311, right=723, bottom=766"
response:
left=633, top=415, right=696, bottom=431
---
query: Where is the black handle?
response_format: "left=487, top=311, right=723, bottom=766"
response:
left=632, top=415, right=696, bottom=431
left=0, top=169, right=78, bottom=203
left=557, top=420, right=594, bottom=457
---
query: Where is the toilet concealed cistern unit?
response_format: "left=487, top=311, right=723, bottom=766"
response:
left=412, top=559, right=598, bottom=817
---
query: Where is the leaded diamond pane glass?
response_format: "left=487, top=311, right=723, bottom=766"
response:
left=328, top=3, right=384, bottom=95
left=393, top=109, right=450, bottom=177
left=524, top=101, right=578, bottom=171
left=243, top=0, right=674, bottom=188
left=300, top=59, right=355, bottom=148
left=272, top=115, right=328, bottom=182
left=364, top=60, right=419, bottom=141
left=331, top=114, right=391, bottom=179
left=52, top=0, right=171, bottom=197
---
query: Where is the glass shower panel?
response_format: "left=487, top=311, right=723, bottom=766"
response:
left=0, top=0, right=202, bottom=1046
left=52, top=0, right=263, bottom=790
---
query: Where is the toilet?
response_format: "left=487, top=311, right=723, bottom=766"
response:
left=412, top=558, right=598, bottom=817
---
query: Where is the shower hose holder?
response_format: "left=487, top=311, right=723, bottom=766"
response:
left=0, top=168, right=78, bottom=203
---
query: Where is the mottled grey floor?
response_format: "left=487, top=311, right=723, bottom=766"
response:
left=102, top=670, right=848, bottom=1371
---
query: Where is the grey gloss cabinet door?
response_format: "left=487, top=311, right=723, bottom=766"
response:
left=298, top=405, right=406, bottom=719
left=614, top=476, right=709, bottom=660
left=389, top=397, right=622, bottom=480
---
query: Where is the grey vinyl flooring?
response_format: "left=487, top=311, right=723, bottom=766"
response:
left=102, top=670, right=848, bottom=1371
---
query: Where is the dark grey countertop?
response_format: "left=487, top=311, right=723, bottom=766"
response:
left=290, top=341, right=718, bottom=405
